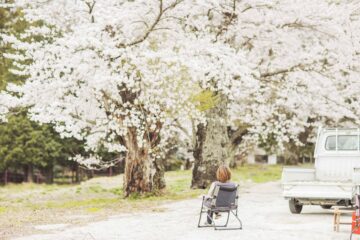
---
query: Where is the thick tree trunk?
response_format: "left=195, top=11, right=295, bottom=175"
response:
left=191, top=95, right=230, bottom=189
left=153, top=157, right=166, bottom=190
left=227, top=127, right=249, bottom=167
left=123, top=128, right=165, bottom=197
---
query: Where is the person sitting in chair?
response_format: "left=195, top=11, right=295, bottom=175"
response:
left=205, top=165, right=236, bottom=225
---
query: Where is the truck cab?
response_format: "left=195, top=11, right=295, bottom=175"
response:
left=282, top=127, right=360, bottom=214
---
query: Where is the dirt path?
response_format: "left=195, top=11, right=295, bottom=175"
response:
left=13, top=182, right=354, bottom=240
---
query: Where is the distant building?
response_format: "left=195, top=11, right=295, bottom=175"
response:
left=247, top=147, right=278, bottom=165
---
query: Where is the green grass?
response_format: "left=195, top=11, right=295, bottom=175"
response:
left=162, top=170, right=203, bottom=199
left=88, top=185, right=108, bottom=193
left=0, top=164, right=283, bottom=209
left=0, top=206, right=6, bottom=214
left=232, top=164, right=282, bottom=183
left=44, top=198, right=120, bottom=209
left=113, top=170, right=205, bottom=202
left=121, top=164, right=283, bottom=202
left=87, top=207, right=102, bottom=213
left=0, top=165, right=283, bottom=218
left=0, top=164, right=285, bottom=237
left=0, top=182, right=72, bottom=195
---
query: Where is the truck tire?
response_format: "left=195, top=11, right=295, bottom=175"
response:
left=320, top=205, right=332, bottom=209
left=289, top=198, right=303, bottom=214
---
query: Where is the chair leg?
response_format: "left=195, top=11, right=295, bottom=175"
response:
left=197, top=210, right=203, bottom=227
left=214, top=210, right=242, bottom=230
left=198, top=197, right=215, bottom=228
left=212, top=212, right=230, bottom=229
left=232, top=209, right=243, bottom=229
left=198, top=211, right=217, bottom=228
left=198, top=199, right=242, bottom=231
left=224, top=211, right=230, bottom=227
left=197, top=198, right=205, bottom=227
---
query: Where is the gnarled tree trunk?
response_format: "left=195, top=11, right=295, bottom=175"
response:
left=191, top=95, right=229, bottom=189
left=123, top=128, right=165, bottom=196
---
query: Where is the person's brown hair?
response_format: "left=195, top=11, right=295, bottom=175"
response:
left=216, top=165, right=231, bottom=183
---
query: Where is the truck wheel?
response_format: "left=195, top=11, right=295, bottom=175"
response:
left=320, top=205, right=332, bottom=209
left=289, top=198, right=303, bottom=214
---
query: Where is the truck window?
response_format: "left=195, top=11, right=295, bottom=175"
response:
left=325, top=135, right=359, bottom=151
left=325, top=136, right=336, bottom=150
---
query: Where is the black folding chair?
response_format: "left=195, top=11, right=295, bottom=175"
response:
left=197, top=184, right=242, bottom=230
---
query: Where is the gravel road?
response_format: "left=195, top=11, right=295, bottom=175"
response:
left=14, top=181, right=355, bottom=240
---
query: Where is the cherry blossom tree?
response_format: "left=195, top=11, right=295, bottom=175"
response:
left=1, top=0, right=252, bottom=195
left=184, top=1, right=246, bottom=188
left=226, top=0, right=360, bottom=159
left=191, top=0, right=360, bottom=182
left=3, top=0, right=360, bottom=193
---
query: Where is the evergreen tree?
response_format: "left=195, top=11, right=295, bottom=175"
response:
left=0, top=4, right=86, bottom=183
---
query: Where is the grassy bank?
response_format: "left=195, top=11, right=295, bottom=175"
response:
left=0, top=164, right=282, bottom=238
left=232, top=164, right=282, bottom=183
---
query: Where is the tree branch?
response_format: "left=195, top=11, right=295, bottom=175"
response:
left=70, top=112, right=96, bottom=125
left=116, top=0, right=183, bottom=48
left=281, top=20, right=336, bottom=38
left=85, top=0, right=96, bottom=23
left=260, top=64, right=304, bottom=78
left=214, top=0, right=237, bottom=43
left=109, top=0, right=183, bottom=61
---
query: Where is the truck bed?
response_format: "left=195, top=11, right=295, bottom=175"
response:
left=282, top=180, right=355, bottom=200
left=282, top=167, right=357, bottom=201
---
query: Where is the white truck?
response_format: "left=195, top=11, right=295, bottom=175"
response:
left=282, top=127, right=360, bottom=214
